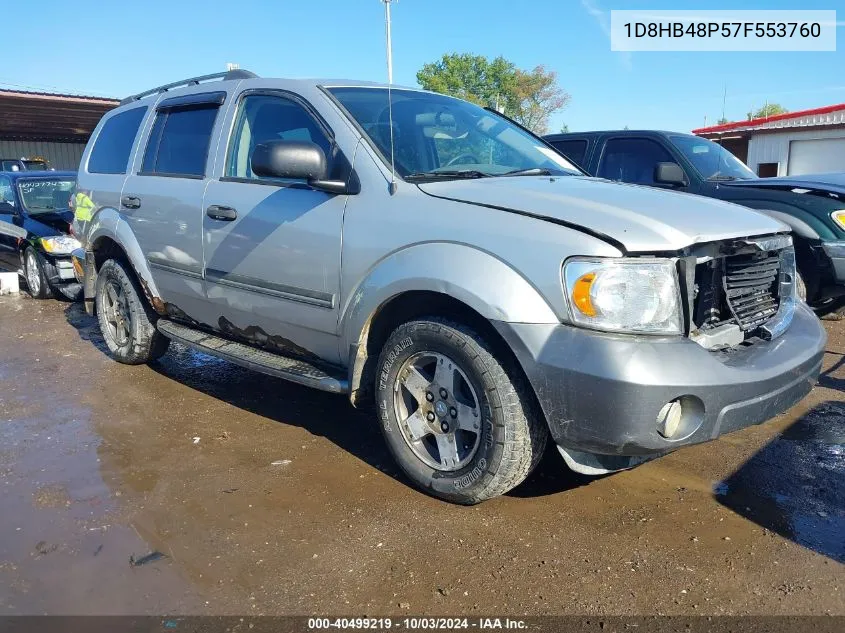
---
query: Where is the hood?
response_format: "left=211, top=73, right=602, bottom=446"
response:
left=24, top=209, right=73, bottom=237
left=722, top=172, right=845, bottom=195
left=417, top=176, right=788, bottom=253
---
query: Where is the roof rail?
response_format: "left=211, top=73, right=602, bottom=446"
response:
left=120, top=69, right=259, bottom=105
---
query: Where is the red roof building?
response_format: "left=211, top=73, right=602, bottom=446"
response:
left=693, top=103, right=845, bottom=177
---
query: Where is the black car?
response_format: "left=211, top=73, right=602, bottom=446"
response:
left=544, top=130, right=845, bottom=314
left=0, top=171, right=81, bottom=299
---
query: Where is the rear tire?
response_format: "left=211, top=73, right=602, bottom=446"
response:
left=375, top=318, right=548, bottom=504
left=24, top=248, right=53, bottom=300
left=95, top=258, right=170, bottom=364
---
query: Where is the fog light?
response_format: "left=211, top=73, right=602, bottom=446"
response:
left=657, top=400, right=683, bottom=438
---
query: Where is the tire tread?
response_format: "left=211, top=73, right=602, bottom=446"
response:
left=378, top=318, right=547, bottom=504
left=96, top=259, right=169, bottom=365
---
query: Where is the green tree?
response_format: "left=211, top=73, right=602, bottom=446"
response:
left=417, top=53, right=569, bottom=134
left=747, top=103, right=788, bottom=120
left=717, top=117, right=729, bottom=125
left=560, top=123, right=570, bottom=133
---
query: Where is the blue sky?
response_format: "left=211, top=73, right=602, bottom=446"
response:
left=1, top=0, right=842, bottom=133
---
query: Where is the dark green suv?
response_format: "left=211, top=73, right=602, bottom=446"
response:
left=544, top=130, right=845, bottom=314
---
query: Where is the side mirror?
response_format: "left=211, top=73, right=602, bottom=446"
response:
left=251, top=140, right=354, bottom=195
left=654, top=162, right=687, bottom=187
left=0, top=201, right=15, bottom=214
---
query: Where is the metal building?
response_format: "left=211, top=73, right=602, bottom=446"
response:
left=693, top=103, right=845, bottom=177
left=692, top=103, right=845, bottom=176
left=0, top=89, right=119, bottom=170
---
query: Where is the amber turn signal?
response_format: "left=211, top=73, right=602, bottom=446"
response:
left=572, top=272, right=597, bottom=317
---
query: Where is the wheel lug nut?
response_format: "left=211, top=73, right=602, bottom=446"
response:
left=450, top=407, right=457, bottom=418
left=440, top=422, right=449, bottom=433
left=425, top=391, right=434, bottom=402
left=439, top=388, right=448, bottom=399
left=426, top=411, right=435, bottom=422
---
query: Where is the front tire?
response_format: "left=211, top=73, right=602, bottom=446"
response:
left=375, top=318, right=547, bottom=504
left=95, top=258, right=170, bottom=364
left=24, top=248, right=53, bottom=300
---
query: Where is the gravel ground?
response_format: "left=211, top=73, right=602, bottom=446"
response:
left=0, top=294, right=842, bottom=615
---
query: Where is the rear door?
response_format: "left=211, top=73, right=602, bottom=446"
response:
left=120, top=89, right=233, bottom=326
left=200, top=89, right=347, bottom=362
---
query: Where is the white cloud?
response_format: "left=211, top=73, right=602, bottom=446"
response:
left=580, top=0, right=632, bottom=69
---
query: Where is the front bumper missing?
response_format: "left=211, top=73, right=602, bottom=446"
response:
left=494, top=302, right=825, bottom=471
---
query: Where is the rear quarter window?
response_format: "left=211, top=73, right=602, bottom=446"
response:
left=88, top=106, right=148, bottom=174
left=550, top=139, right=589, bottom=169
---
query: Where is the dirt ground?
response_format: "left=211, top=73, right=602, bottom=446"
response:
left=0, top=293, right=842, bottom=616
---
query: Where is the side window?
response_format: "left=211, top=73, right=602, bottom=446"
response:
left=226, top=94, right=332, bottom=181
left=0, top=176, right=13, bottom=208
left=142, top=106, right=219, bottom=177
left=597, top=138, right=674, bottom=185
left=88, top=107, right=148, bottom=174
left=550, top=140, right=588, bottom=169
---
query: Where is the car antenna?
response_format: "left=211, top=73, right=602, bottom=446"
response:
left=382, top=0, right=398, bottom=195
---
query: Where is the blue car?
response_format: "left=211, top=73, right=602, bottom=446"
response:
left=0, top=170, right=81, bottom=299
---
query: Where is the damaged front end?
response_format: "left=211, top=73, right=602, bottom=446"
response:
left=677, top=234, right=797, bottom=351
left=497, top=233, right=823, bottom=477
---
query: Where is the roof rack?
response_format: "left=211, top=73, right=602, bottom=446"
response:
left=120, top=69, right=258, bottom=105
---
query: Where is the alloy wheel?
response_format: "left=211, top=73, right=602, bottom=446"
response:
left=25, top=250, right=41, bottom=296
left=393, top=351, right=482, bottom=471
left=102, top=280, right=131, bottom=347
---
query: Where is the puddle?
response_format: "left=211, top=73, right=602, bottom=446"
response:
left=0, top=348, right=203, bottom=613
left=715, top=401, right=845, bottom=562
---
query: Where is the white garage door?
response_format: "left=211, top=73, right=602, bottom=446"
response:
left=788, top=138, right=845, bottom=175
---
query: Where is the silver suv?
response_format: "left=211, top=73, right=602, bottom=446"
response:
left=72, top=70, right=826, bottom=504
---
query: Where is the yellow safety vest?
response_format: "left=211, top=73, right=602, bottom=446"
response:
left=74, top=192, right=95, bottom=222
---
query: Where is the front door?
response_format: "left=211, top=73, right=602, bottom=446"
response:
left=201, top=92, right=346, bottom=363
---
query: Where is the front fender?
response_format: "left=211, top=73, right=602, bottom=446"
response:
left=753, top=208, right=823, bottom=241
left=340, top=241, right=560, bottom=353
left=87, top=208, right=165, bottom=313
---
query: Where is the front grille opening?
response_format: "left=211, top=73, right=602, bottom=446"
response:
left=693, top=251, right=781, bottom=335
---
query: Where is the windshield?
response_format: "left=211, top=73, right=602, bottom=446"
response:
left=670, top=135, right=756, bottom=181
left=16, top=178, right=76, bottom=214
left=328, top=87, right=581, bottom=179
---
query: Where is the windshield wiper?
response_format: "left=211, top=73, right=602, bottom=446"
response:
left=707, top=175, right=739, bottom=182
left=500, top=167, right=554, bottom=177
left=406, top=170, right=491, bottom=181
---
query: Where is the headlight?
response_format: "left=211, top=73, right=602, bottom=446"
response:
left=40, top=235, right=81, bottom=255
left=563, top=258, right=683, bottom=335
left=831, top=210, right=845, bottom=231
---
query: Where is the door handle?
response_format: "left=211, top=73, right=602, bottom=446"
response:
left=206, top=205, right=238, bottom=221
left=121, top=196, right=141, bottom=209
